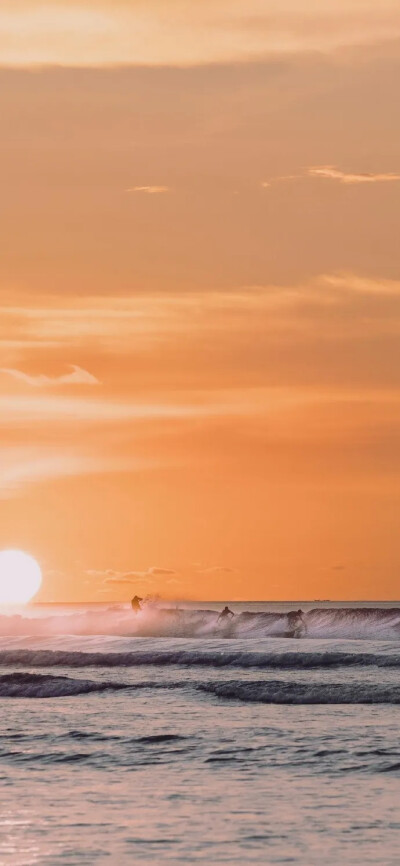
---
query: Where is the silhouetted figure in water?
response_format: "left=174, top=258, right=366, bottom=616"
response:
left=131, top=595, right=143, bottom=614
left=218, top=606, right=234, bottom=623
left=286, top=609, right=306, bottom=638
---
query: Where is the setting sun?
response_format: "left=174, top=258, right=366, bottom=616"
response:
left=0, top=550, right=42, bottom=604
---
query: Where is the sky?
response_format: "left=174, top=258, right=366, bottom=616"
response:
left=0, top=1, right=399, bottom=601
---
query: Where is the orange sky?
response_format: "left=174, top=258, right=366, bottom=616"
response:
left=0, top=1, right=399, bottom=601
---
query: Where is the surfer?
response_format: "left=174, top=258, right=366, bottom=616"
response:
left=217, top=606, right=235, bottom=623
left=286, top=609, right=306, bottom=638
left=131, top=595, right=143, bottom=614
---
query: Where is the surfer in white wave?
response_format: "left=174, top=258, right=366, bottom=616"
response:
left=218, top=606, right=235, bottom=624
left=131, top=595, right=143, bottom=614
left=286, top=609, right=306, bottom=639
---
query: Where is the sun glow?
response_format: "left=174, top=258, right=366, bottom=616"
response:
left=0, top=550, right=42, bottom=604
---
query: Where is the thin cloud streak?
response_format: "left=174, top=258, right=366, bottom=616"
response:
left=0, top=394, right=258, bottom=426
left=86, top=566, right=177, bottom=587
left=0, top=364, right=99, bottom=387
left=105, top=571, right=177, bottom=586
left=126, top=186, right=170, bottom=194
left=0, top=446, right=129, bottom=497
left=262, top=168, right=400, bottom=187
left=308, top=166, right=400, bottom=184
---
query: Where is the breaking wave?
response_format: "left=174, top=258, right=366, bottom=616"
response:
left=1, top=606, right=400, bottom=640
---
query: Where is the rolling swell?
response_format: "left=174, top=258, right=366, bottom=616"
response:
left=0, top=672, right=131, bottom=698
left=2, top=648, right=400, bottom=670
left=199, top=680, right=400, bottom=705
left=4, top=671, right=400, bottom=704
left=0, top=673, right=192, bottom=699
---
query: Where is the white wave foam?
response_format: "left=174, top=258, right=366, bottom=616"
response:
left=0, top=606, right=399, bottom=640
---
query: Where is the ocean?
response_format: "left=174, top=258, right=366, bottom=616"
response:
left=1, top=601, right=400, bottom=865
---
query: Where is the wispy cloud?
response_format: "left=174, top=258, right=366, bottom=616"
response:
left=87, top=566, right=177, bottom=586
left=0, top=394, right=250, bottom=427
left=262, top=167, right=400, bottom=188
left=103, top=572, right=145, bottom=586
left=0, top=364, right=99, bottom=387
left=1, top=2, right=400, bottom=67
left=107, top=566, right=177, bottom=584
left=320, top=273, right=400, bottom=296
left=0, top=447, right=124, bottom=497
left=2, top=273, right=400, bottom=387
left=2, top=276, right=382, bottom=350
left=126, top=186, right=170, bottom=194
left=307, top=166, right=400, bottom=184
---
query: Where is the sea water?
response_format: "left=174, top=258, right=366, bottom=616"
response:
left=1, top=601, right=400, bottom=865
